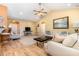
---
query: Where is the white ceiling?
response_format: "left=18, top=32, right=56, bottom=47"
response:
left=4, top=3, right=79, bottom=21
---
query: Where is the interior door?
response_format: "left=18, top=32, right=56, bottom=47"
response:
left=37, top=23, right=46, bottom=35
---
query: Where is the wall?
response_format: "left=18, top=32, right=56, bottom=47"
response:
left=0, top=5, right=8, bottom=27
left=19, top=20, right=37, bottom=36
left=37, top=8, right=79, bottom=35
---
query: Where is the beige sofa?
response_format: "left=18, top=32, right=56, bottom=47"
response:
left=44, top=33, right=79, bottom=56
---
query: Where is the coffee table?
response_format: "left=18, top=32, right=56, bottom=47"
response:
left=34, top=36, right=52, bottom=48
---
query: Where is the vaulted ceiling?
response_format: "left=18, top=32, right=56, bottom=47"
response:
left=4, top=3, right=79, bottom=21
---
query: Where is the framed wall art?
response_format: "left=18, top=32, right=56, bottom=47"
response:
left=53, top=16, right=69, bottom=29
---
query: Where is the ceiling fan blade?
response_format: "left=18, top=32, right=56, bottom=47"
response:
left=42, top=12, right=47, bottom=14
left=33, top=10, right=41, bottom=12
left=34, top=13, right=39, bottom=15
left=40, top=11, right=47, bottom=14
left=41, top=8, right=44, bottom=11
left=33, top=10, right=37, bottom=12
left=33, top=10, right=39, bottom=12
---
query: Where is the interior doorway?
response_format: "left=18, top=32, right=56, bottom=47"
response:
left=9, top=21, right=20, bottom=34
left=37, top=23, right=46, bottom=35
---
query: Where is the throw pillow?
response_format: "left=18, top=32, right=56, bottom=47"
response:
left=62, top=33, right=78, bottom=47
left=53, top=34, right=65, bottom=43
left=0, top=28, right=4, bottom=33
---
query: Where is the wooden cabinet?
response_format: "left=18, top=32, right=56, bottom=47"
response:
left=0, top=33, right=10, bottom=42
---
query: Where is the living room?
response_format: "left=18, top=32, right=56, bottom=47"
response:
left=1, top=3, right=79, bottom=56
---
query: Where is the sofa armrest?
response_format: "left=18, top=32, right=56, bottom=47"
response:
left=44, top=41, right=79, bottom=56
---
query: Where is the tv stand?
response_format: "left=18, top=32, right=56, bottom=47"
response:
left=24, top=31, right=32, bottom=36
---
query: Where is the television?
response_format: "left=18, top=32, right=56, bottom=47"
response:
left=25, top=27, right=31, bottom=31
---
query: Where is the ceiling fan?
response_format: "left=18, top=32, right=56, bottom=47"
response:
left=33, top=3, right=47, bottom=18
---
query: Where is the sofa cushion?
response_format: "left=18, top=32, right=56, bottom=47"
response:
left=53, top=34, right=65, bottom=43
left=73, top=40, right=79, bottom=50
left=62, top=33, right=78, bottom=47
left=10, top=34, right=20, bottom=40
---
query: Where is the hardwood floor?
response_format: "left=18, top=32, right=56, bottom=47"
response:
left=0, top=39, right=47, bottom=56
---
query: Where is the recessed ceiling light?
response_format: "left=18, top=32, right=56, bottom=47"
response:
left=19, top=12, right=23, bottom=15
left=67, top=4, right=72, bottom=7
